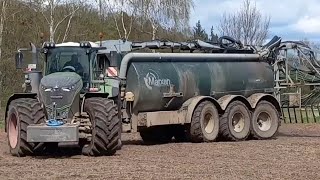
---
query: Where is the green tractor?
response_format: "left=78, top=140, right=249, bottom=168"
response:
left=5, top=41, right=122, bottom=156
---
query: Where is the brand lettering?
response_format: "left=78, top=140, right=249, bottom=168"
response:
left=144, top=71, right=171, bottom=90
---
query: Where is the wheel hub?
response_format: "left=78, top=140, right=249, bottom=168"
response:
left=8, top=113, right=18, bottom=149
left=232, top=112, right=245, bottom=133
left=257, top=112, right=272, bottom=131
left=204, top=111, right=214, bottom=134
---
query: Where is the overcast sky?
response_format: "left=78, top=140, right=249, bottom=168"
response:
left=190, top=0, right=320, bottom=43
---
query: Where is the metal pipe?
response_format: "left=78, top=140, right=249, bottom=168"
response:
left=30, top=43, right=38, bottom=67
left=119, top=52, right=261, bottom=79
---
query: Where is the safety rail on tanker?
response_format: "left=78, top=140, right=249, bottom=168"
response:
left=96, top=35, right=281, bottom=57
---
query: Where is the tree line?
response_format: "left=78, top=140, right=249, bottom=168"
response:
left=0, top=0, right=271, bottom=107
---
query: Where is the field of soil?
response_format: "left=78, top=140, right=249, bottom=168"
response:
left=1, top=123, right=320, bottom=180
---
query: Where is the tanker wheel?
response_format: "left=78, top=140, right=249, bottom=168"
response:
left=219, top=101, right=251, bottom=141
left=82, top=97, right=121, bottom=156
left=189, top=101, right=220, bottom=143
left=6, top=98, right=46, bottom=157
left=139, top=126, right=173, bottom=144
left=250, top=101, right=280, bottom=140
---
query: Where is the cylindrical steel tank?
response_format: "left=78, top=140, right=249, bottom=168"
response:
left=123, top=53, right=274, bottom=113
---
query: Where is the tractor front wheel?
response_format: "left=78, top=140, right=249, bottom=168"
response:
left=82, top=97, right=121, bottom=156
left=6, top=98, right=46, bottom=157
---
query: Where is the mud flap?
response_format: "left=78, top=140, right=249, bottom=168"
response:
left=27, top=124, right=79, bottom=142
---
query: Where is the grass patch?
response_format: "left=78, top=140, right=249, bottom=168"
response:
left=0, top=121, right=4, bottom=129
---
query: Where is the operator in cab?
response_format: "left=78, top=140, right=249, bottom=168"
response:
left=63, top=54, right=84, bottom=75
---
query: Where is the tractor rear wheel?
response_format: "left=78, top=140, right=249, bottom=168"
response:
left=189, top=101, right=220, bottom=143
left=6, top=98, right=46, bottom=157
left=219, top=101, right=251, bottom=141
left=250, top=101, right=280, bottom=139
left=82, top=97, right=121, bottom=156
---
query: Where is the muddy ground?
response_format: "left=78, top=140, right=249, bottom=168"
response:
left=1, top=124, right=320, bottom=180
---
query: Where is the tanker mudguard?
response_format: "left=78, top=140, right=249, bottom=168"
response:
left=247, top=93, right=282, bottom=113
left=217, top=93, right=281, bottom=113
left=4, top=93, right=37, bottom=132
left=217, top=95, right=252, bottom=111
left=182, top=96, right=222, bottom=124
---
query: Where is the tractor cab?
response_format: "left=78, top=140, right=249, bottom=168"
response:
left=15, top=41, right=107, bottom=94
left=42, top=42, right=100, bottom=93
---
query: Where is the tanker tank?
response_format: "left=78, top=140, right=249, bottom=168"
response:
left=124, top=53, right=274, bottom=113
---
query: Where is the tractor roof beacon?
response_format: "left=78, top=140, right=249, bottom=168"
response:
left=5, top=35, right=283, bottom=157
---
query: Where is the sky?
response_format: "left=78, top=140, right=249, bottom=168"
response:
left=190, top=0, right=320, bottom=43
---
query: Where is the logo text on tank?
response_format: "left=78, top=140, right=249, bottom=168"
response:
left=144, top=71, right=171, bottom=90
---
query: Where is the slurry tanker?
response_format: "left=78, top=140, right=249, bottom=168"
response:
left=4, top=35, right=282, bottom=156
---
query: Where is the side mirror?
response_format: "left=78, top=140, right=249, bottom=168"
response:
left=15, top=52, right=23, bottom=69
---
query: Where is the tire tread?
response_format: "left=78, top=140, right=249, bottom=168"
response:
left=219, top=101, right=250, bottom=141
left=250, top=100, right=280, bottom=140
left=82, top=97, right=121, bottom=156
left=7, top=98, right=45, bottom=157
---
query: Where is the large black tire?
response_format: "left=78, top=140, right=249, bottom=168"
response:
left=139, top=126, right=173, bottom=144
left=219, top=101, right=251, bottom=141
left=81, top=97, right=121, bottom=156
left=189, top=101, right=220, bottom=143
left=250, top=100, right=280, bottom=140
left=6, top=98, right=45, bottom=157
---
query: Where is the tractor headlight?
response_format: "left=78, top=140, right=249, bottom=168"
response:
left=42, top=42, right=55, bottom=48
left=79, top=41, right=92, bottom=48
left=41, top=85, right=52, bottom=91
left=61, top=86, right=75, bottom=92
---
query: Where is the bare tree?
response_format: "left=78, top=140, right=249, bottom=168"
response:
left=26, top=0, right=84, bottom=42
left=217, top=0, right=270, bottom=46
left=0, top=0, right=7, bottom=107
left=102, top=0, right=139, bottom=40
left=47, top=0, right=83, bottom=42
left=136, top=0, right=194, bottom=40
left=0, top=0, right=7, bottom=60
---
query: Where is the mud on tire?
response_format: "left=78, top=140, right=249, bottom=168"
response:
left=219, top=100, right=251, bottom=141
left=189, top=101, right=220, bottom=143
left=250, top=100, right=280, bottom=140
left=82, top=97, right=121, bottom=156
left=6, top=98, right=45, bottom=157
